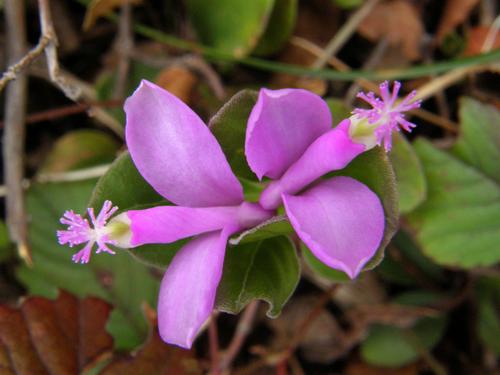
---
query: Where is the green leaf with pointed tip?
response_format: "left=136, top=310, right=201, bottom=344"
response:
left=216, top=236, right=299, bottom=317
left=17, top=180, right=160, bottom=350
left=389, top=133, right=426, bottom=213
left=209, top=90, right=258, bottom=180
left=452, top=97, right=500, bottom=184
left=406, top=139, right=500, bottom=268
left=186, top=0, right=275, bottom=58
left=39, top=130, right=120, bottom=174
left=88, top=152, right=183, bottom=269
left=253, top=0, right=297, bottom=56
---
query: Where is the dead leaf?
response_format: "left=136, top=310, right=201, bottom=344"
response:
left=464, top=26, right=500, bottom=56
left=155, top=66, right=198, bottom=105
left=435, top=0, right=480, bottom=43
left=83, top=0, right=143, bottom=31
left=358, top=0, right=423, bottom=61
left=345, top=361, right=421, bottom=375
left=100, top=307, right=201, bottom=375
left=0, top=291, right=113, bottom=375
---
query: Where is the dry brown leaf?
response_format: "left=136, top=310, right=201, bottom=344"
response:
left=435, top=0, right=480, bottom=43
left=345, top=361, right=421, bottom=375
left=358, top=0, right=423, bottom=61
left=0, top=291, right=113, bottom=375
left=83, top=0, right=143, bottom=31
left=464, top=26, right=500, bottom=56
left=100, top=307, right=201, bottom=375
left=155, top=66, right=198, bottom=105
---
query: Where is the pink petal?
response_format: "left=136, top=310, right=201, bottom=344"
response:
left=127, top=206, right=241, bottom=246
left=259, top=120, right=365, bottom=210
left=125, top=80, right=243, bottom=207
left=245, top=88, right=332, bottom=180
left=282, top=177, right=384, bottom=279
left=157, top=228, right=235, bottom=348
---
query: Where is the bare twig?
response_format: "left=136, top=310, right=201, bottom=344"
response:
left=113, top=3, right=133, bottom=99
left=3, top=0, right=31, bottom=265
left=208, top=313, right=221, bottom=375
left=37, top=0, right=81, bottom=100
left=219, top=300, right=260, bottom=372
left=0, top=164, right=111, bottom=198
left=312, top=0, right=380, bottom=69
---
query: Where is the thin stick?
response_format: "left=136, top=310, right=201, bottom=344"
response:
left=3, top=0, right=31, bottom=265
left=312, top=0, right=380, bottom=69
left=113, top=3, right=133, bottom=99
left=38, top=0, right=81, bottom=100
left=208, top=313, right=221, bottom=375
left=219, top=300, right=260, bottom=371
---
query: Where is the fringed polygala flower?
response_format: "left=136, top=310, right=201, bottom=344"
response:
left=247, top=82, right=419, bottom=278
left=57, top=80, right=273, bottom=349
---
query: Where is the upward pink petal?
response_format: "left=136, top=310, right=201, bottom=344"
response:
left=157, top=227, right=235, bottom=348
left=125, top=80, right=243, bottom=207
left=245, top=88, right=332, bottom=180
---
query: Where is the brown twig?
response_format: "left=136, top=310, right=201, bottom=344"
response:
left=219, top=300, right=260, bottom=372
left=3, top=0, right=31, bottom=265
left=208, top=313, right=221, bottom=375
left=113, top=3, right=133, bottom=99
left=37, top=0, right=81, bottom=100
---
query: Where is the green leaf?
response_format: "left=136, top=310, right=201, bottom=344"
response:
left=186, top=0, right=275, bottom=58
left=361, top=317, right=447, bottom=368
left=17, top=180, right=160, bottom=350
left=88, top=152, right=165, bottom=212
left=209, top=90, right=258, bottom=180
left=331, top=147, right=399, bottom=269
left=0, top=220, right=13, bottom=263
left=216, top=236, right=299, bottom=317
left=302, top=245, right=350, bottom=282
left=332, top=0, right=363, bottom=9
left=452, top=97, right=500, bottom=184
left=88, top=152, right=183, bottom=269
left=39, top=130, right=120, bottom=174
left=253, top=0, right=297, bottom=56
left=406, top=139, right=500, bottom=268
left=229, top=215, right=293, bottom=245
left=476, top=276, right=500, bottom=355
left=389, top=133, right=426, bottom=213
left=324, top=98, right=352, bottom=124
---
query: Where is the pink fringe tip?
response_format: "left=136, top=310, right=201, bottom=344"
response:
left=57, top=200, right=118, bottom=264
left=353, top=81, right=421, bottom=151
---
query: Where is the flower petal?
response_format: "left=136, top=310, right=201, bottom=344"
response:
left=282, top=176, right=384, bottom=278
left=157, top=227, right=235, bottom=348
left=125, top=80, right=243, bottom=207
left=259, top=120, right=365, bottom=209
left=127, top=206, right=241, bottom=246
left=245, top=88, right=332, bottom=180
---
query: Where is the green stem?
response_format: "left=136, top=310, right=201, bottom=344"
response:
left=76, top=0, right=500, bottom=81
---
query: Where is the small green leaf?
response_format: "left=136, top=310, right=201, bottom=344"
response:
left=216, top=236, right=300, bottom=317
left=389, top=133, right=426, bottom=213
left=17, top=180, right=160, bottom=350
left=229, top=215, right=293, bottom=245
left=406, top=139, right=500, bottom=268
left=253, top=0, right=297, bottom=56
left=302, top=245, right=350, bottom=282
left=186, top=0, right=275, bottom=57
left=88, top=152, right=165, bottom=212
left=452, top=97, right=500, bottom=184
left=40, top=130, right=120, bottom=174
left=476, top=277, right=500, bottom=355
left=209, top=90, right=258, bottom=180
left=361, top=310, right=447, bottom=368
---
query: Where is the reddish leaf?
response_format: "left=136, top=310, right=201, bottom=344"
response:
left=357, top=0, right=423, bottom=61
left=435, top=0, right=480, bottom=43
left=100, top=310, right=201, bottom=375
left=0, top=291, right=113, bottom=375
